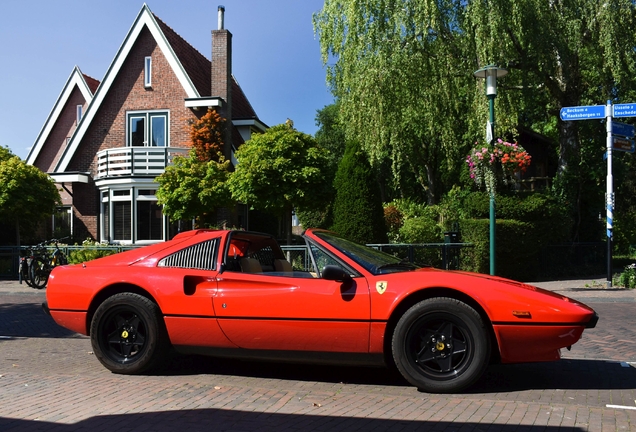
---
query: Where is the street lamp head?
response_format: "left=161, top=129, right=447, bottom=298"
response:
left=474, top=65, right=508, bottom=96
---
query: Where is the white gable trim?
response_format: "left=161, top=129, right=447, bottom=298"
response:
left=55, top=4, right=201, bottom=172
left=26, top=66, right=94, bottom=166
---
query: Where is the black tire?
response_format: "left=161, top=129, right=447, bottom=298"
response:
left=90, top=293, right=170, bottom=374
left=392, top=297, right=490, bottom=393
left=20, top=259, right=35, bottom=288
left=29, top=257, right=49, bottom=289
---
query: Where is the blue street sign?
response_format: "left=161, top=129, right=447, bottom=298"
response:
left=560, top=105, right=606, bottom=121
left=613, top=103, right=636, bottom=118
left=612, top=121, right=635, bottom=138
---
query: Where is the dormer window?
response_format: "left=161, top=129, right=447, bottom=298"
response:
left=144, top=56, right=152, bottom=87
left=76, top=105, right=83, bottom=124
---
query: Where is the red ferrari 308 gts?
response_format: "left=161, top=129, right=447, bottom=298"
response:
left=44, top=229, right=597, bottom=393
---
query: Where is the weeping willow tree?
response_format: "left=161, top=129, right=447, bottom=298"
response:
left=314, top=0, right=481, bottom=204
left=467, top=0, right=636, bottom=237
left=316, top=0, right=636, bottom=239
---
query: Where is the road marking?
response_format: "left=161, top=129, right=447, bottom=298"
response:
left=607, top=404, right=636, bottom=410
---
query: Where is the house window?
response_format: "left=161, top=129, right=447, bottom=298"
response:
left=100, top=187, right=165, bottom=244
left=127, top=112, right=168, bottom=147
left=144, top=56, right=152, bottom=87
left=76, top=105, right=83, bottom=124
left=136, top=189, right=163, bottom=241
left=52, top=207, right=72, bottom=239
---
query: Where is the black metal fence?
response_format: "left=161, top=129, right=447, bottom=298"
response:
left=0, top=241, right=623, bottom=280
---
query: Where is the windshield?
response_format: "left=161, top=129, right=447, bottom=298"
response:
left=312, top=231, right=419, bottom=275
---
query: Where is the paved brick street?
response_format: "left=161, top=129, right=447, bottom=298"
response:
left=1, top=280, right=636, bottom=431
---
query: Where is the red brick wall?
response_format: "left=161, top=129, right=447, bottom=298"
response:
left=66, top=26, right=202, bottom=240
left=34, top=87, right=87, bottom=173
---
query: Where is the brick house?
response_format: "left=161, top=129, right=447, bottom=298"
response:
left=27, top=5, right=266, bottom=244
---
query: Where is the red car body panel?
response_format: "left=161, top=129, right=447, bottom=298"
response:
left=45, top=228, right=597, bottom=368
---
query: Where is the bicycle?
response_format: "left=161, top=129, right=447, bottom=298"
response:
left=18, top=247, right=36, bottom=287
left=28, top=238, right=69, bottom=289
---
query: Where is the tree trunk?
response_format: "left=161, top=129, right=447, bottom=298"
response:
left=556, top=119, right=582, bottom=241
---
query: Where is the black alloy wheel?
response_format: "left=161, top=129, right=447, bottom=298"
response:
left=91, top=293, right=169, bottom=374
left=392, top=297, right=490, bottom=393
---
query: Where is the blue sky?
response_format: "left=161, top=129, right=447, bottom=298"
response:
left=0, top=0, right=333, bottom=160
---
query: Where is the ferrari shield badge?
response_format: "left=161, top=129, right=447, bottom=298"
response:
left=376, top=281, right=388, bottom=294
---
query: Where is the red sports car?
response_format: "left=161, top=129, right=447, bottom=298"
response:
left=44, top=229, right=597, bottom=393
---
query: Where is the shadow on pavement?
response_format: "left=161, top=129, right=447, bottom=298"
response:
left=0, top=411, right=589, bottom=432
left=0, top=303, right=81, bottom=339
left=156, top=352, right=636, bottom=393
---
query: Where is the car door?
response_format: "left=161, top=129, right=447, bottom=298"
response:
left=213, top=253, right=370, bottom=353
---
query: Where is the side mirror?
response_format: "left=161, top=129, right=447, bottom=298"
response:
left=322, top=265, right=352, bottom=283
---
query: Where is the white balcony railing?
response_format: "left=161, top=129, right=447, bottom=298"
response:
left=96, top=147, right=189, bottom=179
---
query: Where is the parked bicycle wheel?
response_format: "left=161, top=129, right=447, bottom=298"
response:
left=19, top=257, right=35, bottom=288
left=29, top=257, right=50, bottom=289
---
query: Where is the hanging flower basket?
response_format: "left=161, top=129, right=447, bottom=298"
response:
left=466, top=139, right=531, bottom=194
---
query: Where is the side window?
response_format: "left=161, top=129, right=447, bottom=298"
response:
left=308, top=242, right=355, bottom=278
left=223, top=234, right=296, bottom=277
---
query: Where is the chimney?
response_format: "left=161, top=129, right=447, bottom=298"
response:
left=218, top=5, right=225, bottom=30
left=212, top=5, right=232, bottom=160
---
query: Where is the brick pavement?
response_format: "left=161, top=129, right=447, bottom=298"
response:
left=1, top=279, right=635, bottom=431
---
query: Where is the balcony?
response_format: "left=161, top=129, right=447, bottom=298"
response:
left=96, top=147, right=189, bottom=179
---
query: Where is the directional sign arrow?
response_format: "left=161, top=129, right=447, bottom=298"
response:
left=612, top=121, right=635, bottom=138
left=560, top=105, right=606, bottom=121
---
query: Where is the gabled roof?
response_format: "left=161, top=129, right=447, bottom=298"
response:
left=52, top=4, right=263, bottom=173
left=26, top=66, right=98, bottom=165
left=55, top=4, right=205, bottom=172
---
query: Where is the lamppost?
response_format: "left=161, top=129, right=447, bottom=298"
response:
left=473, top=65, right=507, bottom=276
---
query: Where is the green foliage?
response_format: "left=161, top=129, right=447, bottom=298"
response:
left=0, top=156, right=61, bottom=239
left=228, top=123, right=332, bottom=215
left=67, top=238, right=117, bottom=264
left=468, top=0, right=636, bottom=237
left=398, top=217, right=442, bottom=244
left=0, top=146, right=14, bottom=163
left=296, top=206, right=333, bottom=230
left=155, top=149, right=232, bottom=227
left=314, top=0, right=475, bottom=204
left=614, top=265, right=636, bottom=289
left=383, top=199, right=443, bottom=243
left=314, top=103, right=346, bottom=174
left=442, top=191, right=574, bottom=280
left=331, top=140, right=387, bottom=244
left=460, top=218, right=539, bottom=280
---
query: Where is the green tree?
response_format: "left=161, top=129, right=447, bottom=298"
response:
left=227, top=123, right=332, bottom=244
left=314, top=0, right=475, bottom=204
left=296, top=104, right=346, bottom=230
left=156, top=109, right=231, bottom=228
left=467, top=0, right=636, bottom=238
left=0, top=153, right=61, bottom=246
left=331, top=140, right=387, bottom=244
left=155, top=150, right=232, bottom=228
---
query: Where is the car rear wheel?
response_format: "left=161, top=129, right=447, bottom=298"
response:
left=392, top=297, right=490, bottom=393
left=90, top=293, right=169, bottom=374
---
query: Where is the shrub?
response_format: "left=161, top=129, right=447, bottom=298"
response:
left=460, top=218, right=539, bottom=281
left=67, top=238, right=117, bottom=264
left=331, top=141, right=387, bottom=244
left=399, top=217, right=442, bottom=244
left=614, top=264, right=636, bottom=289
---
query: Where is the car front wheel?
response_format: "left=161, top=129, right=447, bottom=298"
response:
left=392, top=297, right=490, bottom=393
left=90, top=293, right=169, bottom=374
